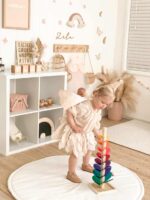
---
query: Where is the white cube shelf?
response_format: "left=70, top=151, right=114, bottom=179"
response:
left=0, top=71, right=67, bottom=155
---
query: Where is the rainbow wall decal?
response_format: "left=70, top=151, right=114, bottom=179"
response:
left=66, top=13, right=85, bottom=28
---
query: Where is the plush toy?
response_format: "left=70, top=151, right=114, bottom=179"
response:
left=10, top=120, right=24, bottom=143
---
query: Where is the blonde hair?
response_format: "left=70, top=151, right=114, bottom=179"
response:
left=93, top=86, right=115, bottom=100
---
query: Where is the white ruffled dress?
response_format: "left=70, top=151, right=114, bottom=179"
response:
left=54, top=100, right=102, bottom=157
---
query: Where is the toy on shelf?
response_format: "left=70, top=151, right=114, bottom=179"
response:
left=32, top=38, right=44, bottom=64
left=39, top=117, right=54, bottom=140
left=89, top=127, right=114, bottom=193
left=10, top=120, right=25, bottom=144
left=10, top=94, right=29, bottom=112
left=11, top=63, right=50, bottom=74
left=51, top=54, right=66, bottom=69
left=15, top=41, right=33, bottom=65
left=11, top=65, right=22, bottom=73
left=39, top=98, right=53, bottom=108
left=0, top=57, right=5, bottom=72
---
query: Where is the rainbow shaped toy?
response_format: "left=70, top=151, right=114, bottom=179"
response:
left=89, top=127, right=114, bottom=193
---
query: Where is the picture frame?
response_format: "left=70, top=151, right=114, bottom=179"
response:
left=2, top=0, right=30, bottom=29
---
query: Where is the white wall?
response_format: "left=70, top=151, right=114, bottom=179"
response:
left=0, top=0, right=118, bottom=73
left=114, top=0, right=150, bottom=122
left=1, top=0, right=149, bottom=122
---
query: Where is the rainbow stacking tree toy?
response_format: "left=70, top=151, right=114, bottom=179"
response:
left=89, top=127, right=114, bottom=193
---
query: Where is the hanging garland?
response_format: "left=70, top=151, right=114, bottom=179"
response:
left=135, top=79, right=150, bottom=92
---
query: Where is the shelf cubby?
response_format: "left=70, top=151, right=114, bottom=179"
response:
left=10, top=78, right=39, bottom=111
left=39, top=108, right=63, bottom=131
left=40, top=76, right=65, bottom=105
left=0, top=71, right=67, bottom=155
left=9, top=113, right=38, bottom=154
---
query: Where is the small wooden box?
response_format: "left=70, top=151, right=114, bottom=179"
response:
left=11, top=65, right=21, bottom=73
left=36, top=64, right=42, bottom=72
left=21, top=65, right=29, bottom=73
left=29, top=64, right=35, bottom=73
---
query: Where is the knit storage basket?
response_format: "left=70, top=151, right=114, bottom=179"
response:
left=10, top=94, right=28, bottom=112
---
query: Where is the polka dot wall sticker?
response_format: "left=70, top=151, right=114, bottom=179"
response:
left=97, top=27, right=103, bottom=36
left=58, top=20, right=62, bottom=25
left=95, top=53, right=101, bottom=60
left=103, top=36, right=107, bottom=44
left=99, top=11, right=103, bottom=17
left=83, top=4, right=86, bottom=9
left=2, top=37, right=8, bottom=44
left=41, top=19, right=46, bottom=24
left=69, top=1, right=72, bottom=5
left=136, top=79, right=150, bottom=92
left=43, top=44, right=48, bottom=49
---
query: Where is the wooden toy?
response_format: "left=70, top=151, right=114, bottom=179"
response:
left=47, top=98, right=53, bottom=106
left=89, top=127, right=114, bottom=193
left=39, top=99, right=45, bottom=108
left=32, top=38, right=44, bottom=64
left=41, top=64, right=49, bottom=71
left=39, top=117, right=54, bottom=139
left=36, top=64, right=42, bottom=72
left=11, top=65, right=22, bottom=73
left=39, top=98, right=53, bottom=108
left=16, top=41, right=33, bottom=65
left=29, top=64, right=35, bottom=73
left=21, top=64, right=29, bottom=73
left=0, top=57, right=5, bottom=72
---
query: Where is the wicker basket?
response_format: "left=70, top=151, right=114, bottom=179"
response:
left=52, top=54, right=65, bottom=69
left=85, top=72, right=95, bottom=84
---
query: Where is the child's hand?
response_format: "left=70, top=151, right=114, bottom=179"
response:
left=66, top=110, right=84, bottom=133
left=93, top=128, right=102, bottom=139
left=72, top=125, right=84, bottom=133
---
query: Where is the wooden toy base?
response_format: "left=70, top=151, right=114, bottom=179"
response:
left=89, top=182, right=114, bottom=193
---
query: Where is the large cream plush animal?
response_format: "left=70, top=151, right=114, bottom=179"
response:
left=10, top=120, right=24, bottom=143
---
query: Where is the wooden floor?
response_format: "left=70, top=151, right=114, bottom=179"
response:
left=0, top=118, right=149, bottom=200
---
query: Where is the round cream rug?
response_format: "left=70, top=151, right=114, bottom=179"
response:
left=8, top=155, right=144, bottom=200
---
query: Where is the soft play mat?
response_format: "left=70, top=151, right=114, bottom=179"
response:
left=8, top=155, right=144, bottom=200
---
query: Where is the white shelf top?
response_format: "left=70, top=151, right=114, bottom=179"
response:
left=39, top=104, right=63, bottom=112
left=39, top=136, right=51, bottom=144
left=0, top=69, right=67, bottom=79
left=10, top=140, right=36, bottom=153
left=9, top=139, right=59, bottom=155
left=10, top=105, right=63, bottom=117
left=10, top=109, right=38, bottom=117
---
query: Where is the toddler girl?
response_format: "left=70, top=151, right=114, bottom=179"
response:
left=54, top=80, right=123, bottom=183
